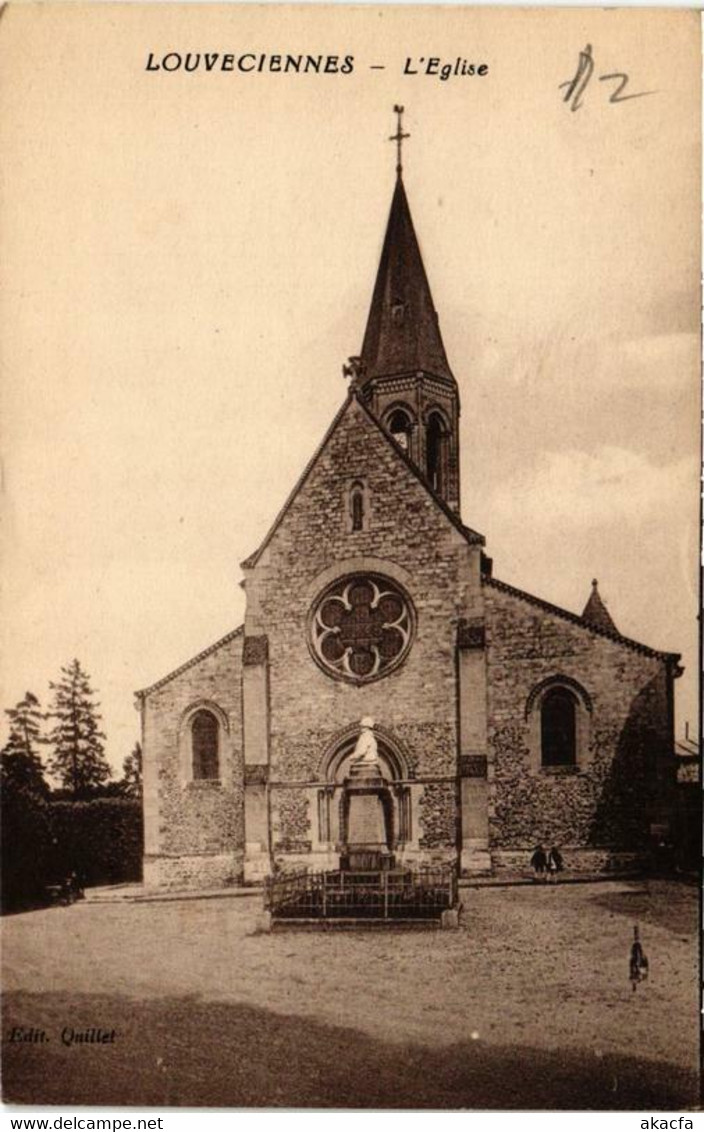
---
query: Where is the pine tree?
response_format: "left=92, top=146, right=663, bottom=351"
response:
left=5, top=691, right=45, bottom=757
left=47, top=660, right=110, bottom=799
left=2, top=691, right=48, bottom=797
left=121, top=741, right=142, bottom=798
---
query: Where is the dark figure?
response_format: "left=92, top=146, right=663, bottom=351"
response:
left=70, top=871, right=85, bottom=900
left=654, top=836, right=675, bottom=876
left=58, top=877, right=75, bottom=906
left=530, top=845, right=547, bottom=882
left=60, top=871, right=84, bottom=905
left=629, top=925, right=648, bottom=991
left=547, top=846, right=563, bottom=884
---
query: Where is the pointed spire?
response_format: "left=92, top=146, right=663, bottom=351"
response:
left=359, top=174, right=453, bottom=384
left=582, top=579, right=618, bottom=634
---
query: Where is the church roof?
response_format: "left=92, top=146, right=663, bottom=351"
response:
left=240, top=389, right=484, bottom=571
left=581, top=578, right=618, bottom=634
left=484, top=575, right=681, bottom=667
left=135, top=625, right=243, bottom=699
left=359, top=175, right=453, bottom=385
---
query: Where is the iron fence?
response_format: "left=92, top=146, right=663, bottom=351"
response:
left=264, top=864, right=458, bottom=921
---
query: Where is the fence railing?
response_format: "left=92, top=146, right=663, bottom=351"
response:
left=264, top=864, right=458, bottom=921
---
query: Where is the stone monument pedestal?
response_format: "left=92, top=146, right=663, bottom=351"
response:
left=341, top=758, right=394, bottom=871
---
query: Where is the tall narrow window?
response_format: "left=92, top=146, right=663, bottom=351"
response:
left=426, top=412, right=446, bottom=494
left=351, top=488, right=364, bottom=531
left=397, top=787, right=412, bottom=844
left=317, top=790, right=331, bottom=843
left=541, top=689, right=577, bottom=767
left=192, top=709, right=219, bottom=779
left=388, top=408, right=412, bottom=452
left=348, top=480, right=366, bottom=532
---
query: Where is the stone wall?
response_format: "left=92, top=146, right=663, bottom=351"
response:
left=140, top=629, right=246, bottom=888
left=418, top=781, right=458, bottom=849
left=272, top=787, right=312, bottom=852
left=243, top=395, right=480, bottom=859
left=143, top=851, right=244, bottom=890
left=484, top=579, right=675, bottom=857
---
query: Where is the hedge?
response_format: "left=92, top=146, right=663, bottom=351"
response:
left=1, top=791, right=54, bottom=911
left=48, top=799, right=143, bottom=887
left=1, top=796, right=143, bottom=911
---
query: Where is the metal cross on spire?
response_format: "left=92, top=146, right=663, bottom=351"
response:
left=389, top=104, right=410, bottom=177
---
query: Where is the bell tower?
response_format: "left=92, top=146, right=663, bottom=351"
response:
left=356, top=107, right=461, bottom=514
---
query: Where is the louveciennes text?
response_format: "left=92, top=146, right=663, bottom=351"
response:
left=144, top=53, right=490, bottom=80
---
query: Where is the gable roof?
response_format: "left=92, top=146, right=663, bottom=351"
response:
left=484, top=575, right=681, bottom=667
left=241, top=389, right=484, bottom=570
left=135, top=625, right=243, bottom=699
left=360, top=174, right=453, bottom=385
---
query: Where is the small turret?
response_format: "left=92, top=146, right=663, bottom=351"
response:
left=582, top=579, right=618, bottom=634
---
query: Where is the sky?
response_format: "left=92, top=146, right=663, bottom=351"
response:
left=0, top=4, right=700, bottom=775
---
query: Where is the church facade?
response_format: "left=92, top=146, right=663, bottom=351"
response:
left=137, top=146, right=681, bottom=889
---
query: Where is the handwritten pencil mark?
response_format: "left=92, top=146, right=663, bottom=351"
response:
left=560, top=45, right=655, bottom=111
left=559, top=43, right=594, bottom=112
left=598, top=72, right=655, bottom=104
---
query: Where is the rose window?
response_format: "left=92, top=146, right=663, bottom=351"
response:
left=310, top=574, right=414, bottom=683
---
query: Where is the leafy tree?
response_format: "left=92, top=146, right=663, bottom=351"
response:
left=121, top=741, right=142, bottom=798
left=1, top=742, right=49, bottom=798
left=47, top=660, right=110, bottom=799
left=1, top=693, right=51, bottom=909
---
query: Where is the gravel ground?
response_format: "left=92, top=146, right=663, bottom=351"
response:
left=2, top=878, right=699, bottom=1108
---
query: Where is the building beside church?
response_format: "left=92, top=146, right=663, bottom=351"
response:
left=136, top=128, right=682, bottom=889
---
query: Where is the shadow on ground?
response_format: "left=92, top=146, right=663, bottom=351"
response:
left=2, top=992, right=699, bottom=1109
left=588, top=880, right=697, bottom=939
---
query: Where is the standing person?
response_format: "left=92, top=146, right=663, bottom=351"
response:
left=547, top=845, right=563, bottom=884
left=629, top=924, right=648, bottom=991
left=530, top=844, right=547, bottom=882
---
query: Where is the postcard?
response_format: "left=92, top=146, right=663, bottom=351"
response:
left=1, top=3, right=700, bottom=1110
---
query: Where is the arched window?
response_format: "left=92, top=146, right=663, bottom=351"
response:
left=426, top=412, right=447, bottom=494
left=388, top=408, right=412, bottom=452
left=541, top=689, right=577, bottom=767
left=191, top=709, right=219, bottom=780
left=351, top=487, right=364, bottom=532
left=316, top=726, right=413, bottom=850
left=347, top=480, right=367, bottom=533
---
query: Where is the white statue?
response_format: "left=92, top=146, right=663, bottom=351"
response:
left=351, top=716, right=378, bottom=765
